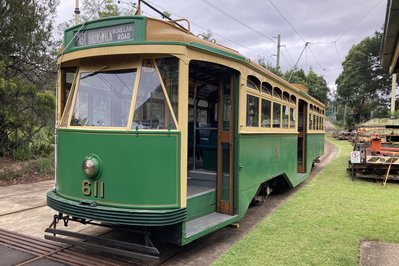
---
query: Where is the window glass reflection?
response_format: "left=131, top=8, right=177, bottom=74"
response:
left=71, top=69, right=136, bottom=127
left=133, top=59, right=176, bottom=129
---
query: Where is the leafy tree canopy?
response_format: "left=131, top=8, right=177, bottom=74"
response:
left=81, top=0, right=135, bottom=20
left=284, top=68, right=329, bottom=104
left=257, top=56, right=329, bottom=104
left=336, top=31, right=391, bottom=124
left=0, top=0, right=58, bottom=157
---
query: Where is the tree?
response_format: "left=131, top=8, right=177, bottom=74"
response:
left=283, top=68, right=329, bottom=104
left=0, top=0, right=58, bottom=157
left=336, top=31, right=391, bottom=124
left=257, top=56, right=283, bottom=77
left=81, top=0, right=135, bottom=21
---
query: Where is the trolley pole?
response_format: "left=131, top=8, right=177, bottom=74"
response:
left=74, top=0, right=80, bottom=25
left=391, top=73, right=397, bottom=117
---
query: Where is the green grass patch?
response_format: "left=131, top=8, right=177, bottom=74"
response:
left=216, top=138, right=399, bottom=265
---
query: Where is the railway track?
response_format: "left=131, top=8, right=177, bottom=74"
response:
left=0, top=229, right=134, bottom=266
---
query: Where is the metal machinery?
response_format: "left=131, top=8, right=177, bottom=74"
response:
left=349, top=124, right=399, bottom=181
left=45, top=6, right=325, bottom=260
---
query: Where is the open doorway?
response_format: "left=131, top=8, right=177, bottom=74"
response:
left=187, top=60, right=237, bottom=215
left=297, top=99, right=307, bottom=173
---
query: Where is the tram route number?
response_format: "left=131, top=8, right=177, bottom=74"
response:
left=82, top=180, right=104, bottom=198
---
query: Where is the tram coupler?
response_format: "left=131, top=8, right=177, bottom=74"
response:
left=45, top=213, right=160, bottom=261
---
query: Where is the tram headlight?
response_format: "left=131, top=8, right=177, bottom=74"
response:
left=82, top=154, right=101, bottom=179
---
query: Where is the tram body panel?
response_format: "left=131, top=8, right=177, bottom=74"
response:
left=56, top=129, right=181, bottom=208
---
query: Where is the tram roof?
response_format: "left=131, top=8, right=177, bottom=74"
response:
left=60, top=16, right=324, bottom=108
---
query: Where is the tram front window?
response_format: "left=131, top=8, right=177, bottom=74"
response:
left=71, top=69, right=136, bottom=127
left=132, top=59, right=176, bottom=129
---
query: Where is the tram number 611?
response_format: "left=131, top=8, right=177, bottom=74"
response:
left=82, top=180, right=104, bottom=198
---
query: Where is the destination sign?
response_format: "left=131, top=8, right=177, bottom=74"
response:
left=75, top=23, right=135, bottom=47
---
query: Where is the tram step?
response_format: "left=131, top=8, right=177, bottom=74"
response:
left=189, top=169, right=217, bottom=181
left=185, top=212, right=238, bottom=239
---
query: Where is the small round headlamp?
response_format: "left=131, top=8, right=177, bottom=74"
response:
left=82, top=154, right=101, bottom=179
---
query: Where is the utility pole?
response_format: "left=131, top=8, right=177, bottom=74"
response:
left=74, top=0, right=80, bottom=25
left=276, top=34, right=281, bottom=71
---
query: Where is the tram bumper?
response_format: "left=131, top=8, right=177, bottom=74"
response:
left=47, top=189, right=186, bottom=226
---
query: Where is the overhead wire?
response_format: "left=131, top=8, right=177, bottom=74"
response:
left=143, top=0, right=275, bottom=60
left=199, top=0, right=276, bottom=44
left=267, top=0, right=307, bottom=43
left=267, top=0, right=326, bottom=73
left=335, top=0, right=385, bottom=42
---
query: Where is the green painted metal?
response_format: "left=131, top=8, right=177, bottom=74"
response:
left=55, top=128, right=180, bottom=209
left=63, top=16, right=147, bottom=54
left=306, top=133, right=325, bottom=169
left=186, top=190, right=216, bottom=221
left=189, top=42, right=246, bottom=62
left=237, top=134, right=298, bottom=215
left=61, top=16, right=247, bottom=64
left=235, top=132, right=324, bottom=217
left=47, top=189, right=186, bottom=226
left=233, top=74, right=240, bottom=215
left=182, top=215, right=239, bottom=245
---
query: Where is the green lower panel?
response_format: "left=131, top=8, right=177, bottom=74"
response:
left=56, top=128, right=180, bottom=209
left=237, top=134, right=297, bottom=215
left=236, top=133, right=324, bottom=216
left=186, top=190, right=216, bottom=221
left=47, top=190, right=186, bottom=226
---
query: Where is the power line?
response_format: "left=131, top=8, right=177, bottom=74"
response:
left=335, top=0, right=384, bottom=42
left=308, top=45, right=326, bottom=71
left=267, top=0, right=306, bottom=43
left=266, top=0, right=326, bottom=72
left=283, top=46, right=295, bottom=66
left=144, top=0, right=274, bottom=59
left=199, top=0, right=275, bottom=44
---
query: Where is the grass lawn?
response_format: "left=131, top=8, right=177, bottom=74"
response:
left=215, top=137, right=399, bottom=265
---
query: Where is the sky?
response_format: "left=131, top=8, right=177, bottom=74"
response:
left=55, top=0, right=388, bottom=92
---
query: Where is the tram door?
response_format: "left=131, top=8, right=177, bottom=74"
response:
left=217, top=73, right=235, bottom=215
left=297, top=100, right=307, bottom=173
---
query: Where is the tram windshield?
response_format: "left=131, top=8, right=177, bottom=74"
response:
left=61, top=57, right=179, bottom=129
left=71, top=69, right=136, bottom=127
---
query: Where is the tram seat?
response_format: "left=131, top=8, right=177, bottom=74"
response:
left=197, top=128, right=217, bottom=171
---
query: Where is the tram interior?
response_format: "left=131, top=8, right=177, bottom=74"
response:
left=187, top=61, right=226, bottom=197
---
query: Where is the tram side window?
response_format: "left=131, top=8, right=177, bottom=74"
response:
left=309, top=114, right=313, bottom=130
left=247, top=75, right=260, bottom=91
left=290, top=107, right=296, bottom=128
left=318, top=116, right=321, bottom=130
left=273, top=102, right=281, bottom=128
left=282, top=105, right=289, bottom=128
left=246, top=95, right=259, bottom=127
left=71, top=69, right=136, bottom=127
left=261, top=99, right=271, bottom=127
left=133, top=59, right=176, bottom=129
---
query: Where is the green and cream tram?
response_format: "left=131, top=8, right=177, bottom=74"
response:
left=46, top=15, right=325, bottom=254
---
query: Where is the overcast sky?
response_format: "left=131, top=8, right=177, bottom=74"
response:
left=56, top=0, right=388, bottom=92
